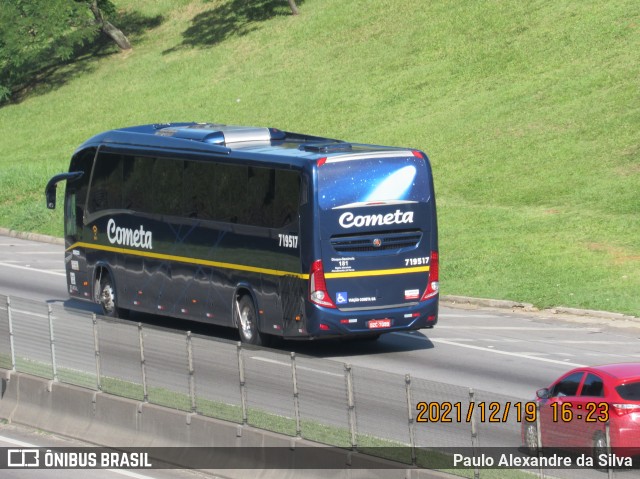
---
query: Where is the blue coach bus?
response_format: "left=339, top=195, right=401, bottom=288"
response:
left=46, top=123, right=438, bottom=344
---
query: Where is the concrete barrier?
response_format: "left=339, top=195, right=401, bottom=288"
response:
left=89, top=391, right=142, bottom=446
left=0, top=369, right=16, bottom=420
left=0, top=369, right=450, bottom=479
left=7, top=374, right=54, bottom=430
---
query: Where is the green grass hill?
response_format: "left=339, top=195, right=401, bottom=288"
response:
left=0, top=0, right=638, bottom=315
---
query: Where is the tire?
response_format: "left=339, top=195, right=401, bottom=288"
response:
left=593, top=431, right=607, bottom=461
left=524, top=423, right=539, bottom=454
left=236, top=295, right=268, bottom=346
left=95, top=271, right=127, bottom=318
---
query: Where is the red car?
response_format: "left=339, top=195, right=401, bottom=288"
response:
left=523, top=363, right=640, bottom=456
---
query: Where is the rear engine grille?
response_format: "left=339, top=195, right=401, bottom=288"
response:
left=331, top=230, right=422, bottom=253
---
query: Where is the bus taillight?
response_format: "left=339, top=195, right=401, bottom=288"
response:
left=309, top=260, right=337, bottom=309
left=420, top=251, right=439, bottom=301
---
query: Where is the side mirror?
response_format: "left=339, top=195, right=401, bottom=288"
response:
left=45, top=183, right=58, bottom=209
left=536, top=388, right=551, bottom=399
left=45, top=171, right=83, bottom=209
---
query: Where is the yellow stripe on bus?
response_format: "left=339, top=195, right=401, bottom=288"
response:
left=324, top=266, right=429, bottom=279
left=67, top=242, right=430, bottom=281
left=67, top=242, right=309, bottom=279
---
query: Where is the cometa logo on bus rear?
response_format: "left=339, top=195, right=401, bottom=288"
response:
left=107, top=218, right=153, bottom=250
left=338, top=209, right=414, bottom=229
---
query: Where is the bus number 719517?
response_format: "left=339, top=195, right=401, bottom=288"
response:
left=405, top=257, right=429, bottom=266
left=278, top=234, right=298, bottom=249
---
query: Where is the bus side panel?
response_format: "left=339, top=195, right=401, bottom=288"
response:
left=259, top=274, right=306, bottom=337
left=85, top=210, right=306, bottom=332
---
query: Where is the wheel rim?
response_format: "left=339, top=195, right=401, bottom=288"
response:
left=594, top=434, right=607, bottom=457
left=526, top=425, right=538, bottom=450
left=101, top=282, right=116, bottom=314
left=239, top=305, right=254, bottom=341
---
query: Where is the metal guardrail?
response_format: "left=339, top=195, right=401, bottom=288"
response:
left=0, top=294, right=635, bottom=478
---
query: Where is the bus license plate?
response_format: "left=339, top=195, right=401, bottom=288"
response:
left=368, top=319, right=391, bottom=329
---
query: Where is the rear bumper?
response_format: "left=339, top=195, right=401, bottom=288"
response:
left=610, top=423, right=640, bottom=455
left=301, top=295, right=439, bottom=338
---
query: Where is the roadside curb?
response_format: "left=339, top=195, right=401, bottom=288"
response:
left=441, top=295, right=640, bottom=326
left=442, top=295, right=536, bottom=312
left=0, top=227, right=64, bottom=246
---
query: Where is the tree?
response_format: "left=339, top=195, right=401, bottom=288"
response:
left=287, top=0, right=299, bottom=15
left=87, top=0, right=131, bottom=50
left=0, top=0, right=130, bottom=102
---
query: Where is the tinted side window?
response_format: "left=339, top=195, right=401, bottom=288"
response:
left=273, top=169, right=300, bottom=227
left=69, top=148, right=94, bottom=212
left=551, top=372, right=584, bottom=397
left=580, top=373, right=604, bottom=397
left=66, top=148, right=94, bottom=232
left=183, top=161, right=300, bottom=227
left=245, top=166, right=273, bottom=226
left=152, top=158, right=184, bottom=216
left=123, top=156, right=154, bottom=212
left=183, top=161, right=215, bottom=220
left=88, top=152, right=123, bottom=213
left=212, top=163, right=248, bottom=223
left=90, top=154, right=301, bottom=227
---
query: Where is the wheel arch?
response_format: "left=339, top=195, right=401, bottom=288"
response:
left=92, top=262, right=118, bottom=303
left=232, top=282, right=261, bottom=329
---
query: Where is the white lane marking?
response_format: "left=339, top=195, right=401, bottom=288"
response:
left=0, top=434, right=157, bottom=479
left=13, top=251, right=61, bottom=255
left=431, top=338, right=586, bottom=366
left=0, top=243, right=48, bottom=247
left=250, top=356, right=342, bottom=377
left=436, top=326, right=602, bottom=332
left=0, top=261, right=65, bottom=277
left=11, top=308, right=49, bottom=319
left=439, top=313, right=498, bottom=318
left=435, top=337, right=636, bottom=345
left=546, top=340, right=639, bottom=344
left=586, top=352, right=638, bottom=357
left=394, top=333, right=587, bottom=367
left=0, top=434, right=33, bottom=447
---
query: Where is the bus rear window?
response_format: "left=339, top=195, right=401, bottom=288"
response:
left=318, top=156, right=430, bottom=210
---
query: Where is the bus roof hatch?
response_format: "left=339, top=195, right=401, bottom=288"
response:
left=155, top=124, right=284, bottom=145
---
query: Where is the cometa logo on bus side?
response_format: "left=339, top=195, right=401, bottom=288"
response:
left=107, top=218, right=153, bottom=250
left=338, top=210, right=414, bottom=229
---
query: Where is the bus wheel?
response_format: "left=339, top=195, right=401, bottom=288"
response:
left=96, top=272, right=126, bottom=318
left=236, top=295, right=267, bottom=346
